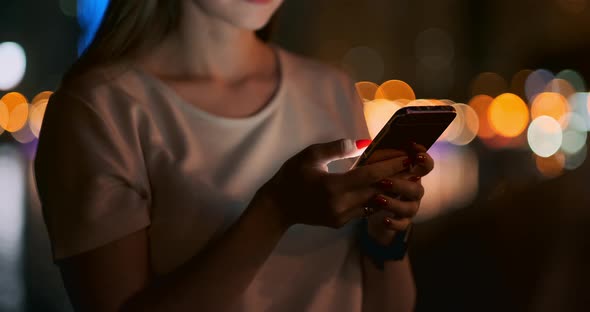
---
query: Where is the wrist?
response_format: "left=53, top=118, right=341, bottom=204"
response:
left=249, top=186, right=292, bottom=233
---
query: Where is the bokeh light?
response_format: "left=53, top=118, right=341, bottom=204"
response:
left=528, top=116, right=563, bottom=157
left=488, top=93, right=530, bottom=138
left=535, top=153, right=565, bottom=178
left=29, top=92, right=52, bottom=138
left=342, top=46, right=385, bottom=83
left=354, top=81, right=379, bottom=102
left=544, top=79, right=576, bottom=99
left=363, top=99, right=401, bottom=139
left=0, top=93, right=29, bottom=133
left=468, top=95, right=495, bottom=139
left=567, top=92, right=590, bottom=131
left=560, top=113, right=587, bottom=154
left=77, top=0, right=110, bottom=55
left=415, top=28, right=454, bottom=70
left=374, top=80, right=416, bottom=101
left=470, top=72, right=508, bottom=97
left=0, top=42, right=27, bottom=91
left=510, top=69, right=533, bottom=99
left=530, top=92, right=570, bottom=126
left=525, top=69, right=554, bottom=102
left=556, top=69, right=586, bottom=92
left=59, top=0, right=76, bottom=17
left=564, top=145, right=587, bottom=170
left=448, top=104, right=479, bottom=146
left=417, top=145, right=478, bottom=221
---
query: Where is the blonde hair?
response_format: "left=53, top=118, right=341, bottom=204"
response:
left=65, top=0, right=277, bottom=82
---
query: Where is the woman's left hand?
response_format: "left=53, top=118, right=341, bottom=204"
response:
left=363, top=147, right=434, bottom=246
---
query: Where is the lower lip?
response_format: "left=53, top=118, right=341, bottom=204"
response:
left=246, top=0, right=273, bottom=4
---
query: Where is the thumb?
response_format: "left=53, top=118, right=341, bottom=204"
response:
left=306, top=138, right=367, bottom=166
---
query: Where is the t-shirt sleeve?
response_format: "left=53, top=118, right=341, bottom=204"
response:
left=342, top=74, right=371, bottom=141
left=34, top=88, right=151, bottom=261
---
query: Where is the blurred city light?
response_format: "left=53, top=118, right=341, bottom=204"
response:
left=342, top=46, right=385, bottom=83
left=525, top=69, right=554, bottom=102
left=354, top=81, right=379, bottom=102
left=535, top=152, right=565, bottom=178
left=488, top=93, right=530, bottom=138
left=77, top=0, right=110, bottom=55
left=556, top=69, right=586, bottom=92
left=0, top=93, right=29, bottom=133
left=468, top=94, right=496, bottom=139
left=0, top=145, right=26, bottom=311
left=530, top=92, right=570, bottom=127
left=0, top=42, right=27, bottom=91
left=528, top=116, right=563, bottom=157
left=363, top=98, right=401, bottom=139
left=471, top=72, right=508, bottom=97
left=447, top=104, right=479, bottom=146
left=374, top=80, right=415, bottom=101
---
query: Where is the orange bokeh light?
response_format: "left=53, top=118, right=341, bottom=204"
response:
left=355, top=81, right=379, bottom=102
left=470, top=72, right=508, bottom=98
left=469, top=95, right=495, bottom=139
left=374, top=80, right=416, bottom=101
left=535, top=153, right=565, bottom=178
left=530, top=92, right=569, bottom=126
left=0, top=92, right=29, bottom=132
left=488, top=93, right=530, bottom=138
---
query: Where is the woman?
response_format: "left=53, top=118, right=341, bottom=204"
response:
left=34, top=0, right=434, bottom=311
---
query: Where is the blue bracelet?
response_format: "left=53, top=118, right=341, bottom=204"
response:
left=359, top=218, right=412, bottom=270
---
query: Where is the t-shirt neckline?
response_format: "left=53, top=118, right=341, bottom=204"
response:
left=133, top=44, right=285, bottom=127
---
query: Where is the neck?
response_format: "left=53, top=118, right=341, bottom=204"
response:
left=137, top=2, right=271, bottom=82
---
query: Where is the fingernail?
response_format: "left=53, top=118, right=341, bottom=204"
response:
left=383, top=217, right=392, bottom=226
left=378, top=179, right=394, bottom=189
left=416, top=154, right=427, bottom=164
left=373, top=195, right=389, bottom=207
left=402, top=158, right=412, bottom=168
left=409, top=176, right=421, bottom=182
left=356, top=139, right=372, bottom=149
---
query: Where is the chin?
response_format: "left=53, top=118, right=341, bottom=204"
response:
left=195, top=0, right=282, bottom=31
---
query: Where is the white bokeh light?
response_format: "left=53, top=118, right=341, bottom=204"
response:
left=528, top=116, right=563, bottom=157
left=560, top=113, right=587, bottom=155
left=0, top=42, right=27, bottom=91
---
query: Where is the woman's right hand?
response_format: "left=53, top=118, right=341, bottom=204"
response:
left=259, top=138, right=413, bottom=229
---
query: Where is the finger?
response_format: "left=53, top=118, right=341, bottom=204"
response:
left=365, top=149, right=407, bottom=165
left=342, top=156, right=411, bottom=189
left=368, top=194, right=420, bottom=219
left=339, top=188, right=380, bottom=220
left=410, top=152, right=434, bottom=177
left=374, top=177, right=425, bottom=201
left=382, top=216, right=412, bottom=232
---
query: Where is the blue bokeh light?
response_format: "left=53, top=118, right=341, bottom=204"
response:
left=77, top=0, right=110, bottom=56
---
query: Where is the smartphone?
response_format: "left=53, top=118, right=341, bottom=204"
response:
left=351, top=105, right=457, bottom=169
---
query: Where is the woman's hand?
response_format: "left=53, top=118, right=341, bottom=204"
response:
left=259, top=139, right=415, bottom=229
left=364, top=146, right=435, bottom=245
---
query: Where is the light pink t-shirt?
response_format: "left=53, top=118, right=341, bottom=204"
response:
left=34, top=46, right=371, bottom=311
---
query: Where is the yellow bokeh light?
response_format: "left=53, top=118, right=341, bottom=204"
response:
left=530, top=92, right=569, bottom=127
left=0, top=92, right=29, bottom=132
left=355, top=81, right=379, bottom=102
left=29, top=100, right=48, bottom=138
left=363, top=99, right=401, bottom=139
left=448, top=104, right=479, bottom=146
left=535, top=153, right=565, bottom=178
left=468, top=95, right=495, bottom=139
left=374, top=80, right=416, bottom=101
left=32, top=91, right=53, bottom=105
left=0, top=100, right=8, bottom=133
left=488, top=93, right=530, bottom=138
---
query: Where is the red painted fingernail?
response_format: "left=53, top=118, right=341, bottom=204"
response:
left=383, top=217, right=392, bottom=226
left=409, top=176, right=421, bottom=182
left=416, top=154, right=427, bottom=164
left=373, top=195, right=388, bottom=207
left=356, top=139, right=372, bottom=149
left=402, top=158, right=412, bottom=168
left=378, top=179, right=394, bottom=189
